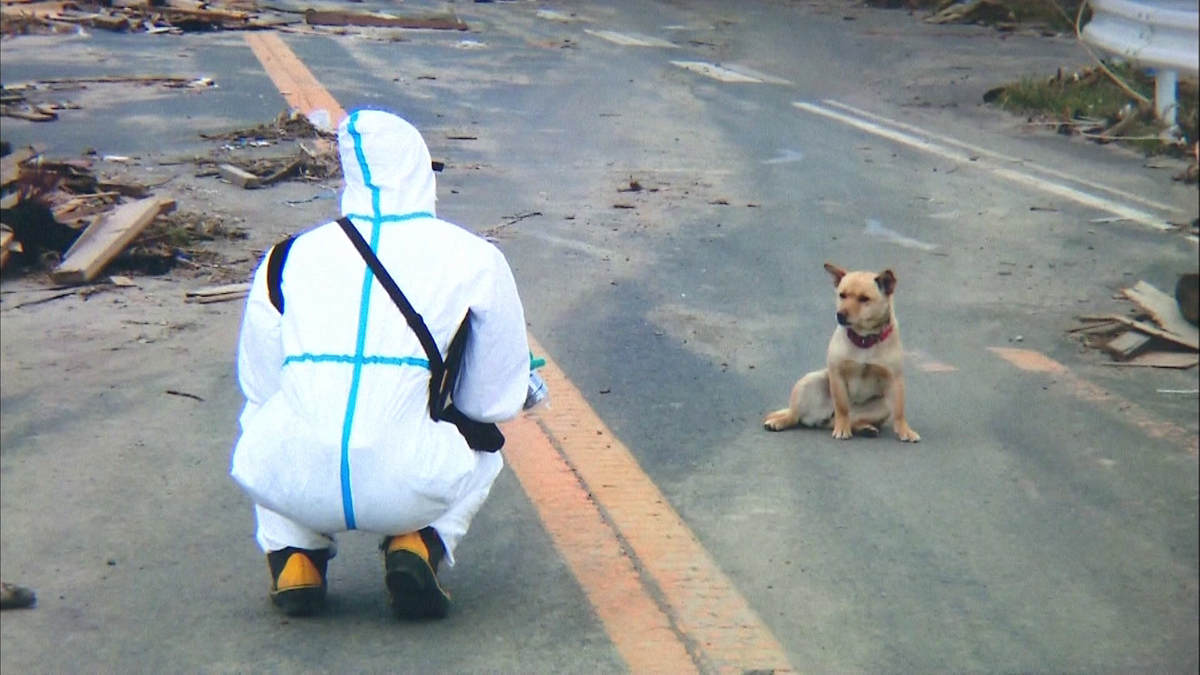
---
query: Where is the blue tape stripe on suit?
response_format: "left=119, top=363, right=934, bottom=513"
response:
left=338, top=111, right=377, bottom=531
left=284, top=354, right=431, bottom=369
left=344, top=212, right=433, bottom=223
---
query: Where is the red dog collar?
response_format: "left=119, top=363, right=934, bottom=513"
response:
left=846, top=323, right=893, bottom=349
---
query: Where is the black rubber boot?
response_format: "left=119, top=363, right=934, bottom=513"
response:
left=381, top=527, right=450, bottom=620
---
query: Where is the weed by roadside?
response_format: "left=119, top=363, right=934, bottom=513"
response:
left=984, top=62, right=1199, bottom=177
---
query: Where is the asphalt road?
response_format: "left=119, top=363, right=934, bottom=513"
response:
left=2, top=1, right=1198, bottom=673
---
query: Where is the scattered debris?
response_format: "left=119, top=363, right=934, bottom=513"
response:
left=927, top=0, right=1015, bottom=27
left=1073, top=280, right=1200, bottom=369
left=2, top=0, right=284, bottom=35
left=0, top=582, right=36, bottom=610
left=618, top=178, right=644, bottom=193
left=3, top=78, right=214, bottom=124
left=52, top=196, right=177, bottom=284
left=165, top=389, right=205, bottom=402
left=4, top=289, right=77, bottom=309
left=1124, top=280, right=1199, bottom=343
left=185, top=282, right=248, bottom=303
left=303, top=8, right=467, bottom=31
left=217, top=163, right=264, bottom=189
left=986, top=62, right=1198, bottom=162
left=198, top=110, right=331, bottom=144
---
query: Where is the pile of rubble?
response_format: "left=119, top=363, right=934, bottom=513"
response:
left=0, top=0, right=469, bottom=36
left=2, top=77, right=214, bottom=124
left=1072, top=276, right=1200, bottom=369
left=1, top=111, right=338, bottom=290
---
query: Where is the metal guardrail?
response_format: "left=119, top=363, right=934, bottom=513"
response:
left=1081, top=0, right=1199, bottom=126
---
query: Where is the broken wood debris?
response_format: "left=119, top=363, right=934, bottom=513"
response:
left=52, top=195, right=176, bottom=284
left=185, top=282, right=248, bottom=303
left=1072, top=279, right=1200, bottom=369
left=303, top=9, right=467, bottom=31
left=1, top=0, right=472, bottom=35
left=200, top=110, right=332, bottom=143
left=2, top=144, right=249, bottom=282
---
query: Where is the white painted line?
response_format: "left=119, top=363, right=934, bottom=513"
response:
left=822, top=99, right=1181, bottom=214
left=585, top=29, right=677, bottom=48
left=794, top=101, right=1173, bottom=231
left=865, top=218, right=938, bottom=251
left=718, top=64, right=791, bottom=85
left=671, top=60, right=763, bottom=83
left=763, top=149, right=805, bottom=165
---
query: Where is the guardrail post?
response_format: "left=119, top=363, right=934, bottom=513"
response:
left=1155, top=69, right=1179, bottom=129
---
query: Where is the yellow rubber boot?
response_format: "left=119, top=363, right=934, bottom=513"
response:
left=267, top=547, right=329, bottom=616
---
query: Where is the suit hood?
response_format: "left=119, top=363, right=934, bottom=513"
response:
left=338, top=110, right=436, bottom=219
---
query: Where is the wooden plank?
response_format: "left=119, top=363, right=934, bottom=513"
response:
left=186, top=282, right=249, bottom=298
left=218, top=163, right=261, bottom=189
left=1067, top=319, right=1120, bottom=335
left=192, top=291, right=248, bottom=304
left=1124, top=280, right=1200, bottom=346
left=0, top=144, right=45, bottom=188
left=51, top=196, right=175, bottom=284
left=1102, top=330, right=1152, bottom=360
left=1092, top=313, right=1200, bottom=351
left=303, top=9, right=468, bottom=30
left=1103, top=352, right=1200, bottom=369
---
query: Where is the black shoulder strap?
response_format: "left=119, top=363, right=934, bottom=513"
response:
left=336, top=217, right=449, bottom=419
left=266, top=235, right=296, bottom=314
left=336, top=217, right=503, bottom=452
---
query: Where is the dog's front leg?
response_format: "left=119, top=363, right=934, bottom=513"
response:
left=887, top=375, right=921, bottom=442
left=828, top=366, right=854, bottom=440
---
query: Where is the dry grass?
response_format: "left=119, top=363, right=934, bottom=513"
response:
left=986, top=62, right=1198, bottom=159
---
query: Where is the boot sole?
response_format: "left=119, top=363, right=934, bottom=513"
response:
left=271, top=585, right=326, bottom=617
left=385, top=551, right=450, bottom=620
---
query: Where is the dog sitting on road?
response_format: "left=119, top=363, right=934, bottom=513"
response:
left=763, top=262, right=920, bottom=442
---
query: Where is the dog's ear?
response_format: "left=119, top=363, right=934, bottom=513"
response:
left=824, top=262, right=847, bottom=286
left=876, top=269, right=897, bottom=296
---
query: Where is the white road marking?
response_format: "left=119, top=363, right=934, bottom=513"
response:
left=585, top=29, right=677, bottom=48
left=763, top=149, right=805, bottom=165
left=794, top=101, right=1173, bottom=231
left=865, top=218, right=938, bottom=251
left=671, top=60, right=763, bottom=83
left=822, top=99, right=1182, bottom=214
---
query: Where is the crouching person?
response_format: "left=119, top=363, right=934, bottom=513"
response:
left=230, top=110, right=530, bottom=619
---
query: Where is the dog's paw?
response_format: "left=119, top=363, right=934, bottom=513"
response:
left=763, top=410, right=795, bottom=431
left=895, top=424, right=921, bottom=443
left=831, top=424, right=853, bottom=440
left=855, top=424, right=879, bottom=438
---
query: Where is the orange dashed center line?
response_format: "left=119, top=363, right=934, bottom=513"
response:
left=244, top=33, right=346, bottom=128
left=990, top=347, right=1199, bottom=456
left=246, top=36, right=796, bottom=675
left=502, top=416, right=699, bottom=674
left=512, top=338, right=796, bottom=675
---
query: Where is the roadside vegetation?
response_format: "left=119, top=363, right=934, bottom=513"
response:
left=986, top=63, right=1198, bottom=165
left=864, top=0, right=1199, bottom=179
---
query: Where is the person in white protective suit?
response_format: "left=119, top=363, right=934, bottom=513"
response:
left=230, top=109, right=530, bottom=619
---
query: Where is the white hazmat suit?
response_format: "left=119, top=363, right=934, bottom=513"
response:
left=231, top=110, right=529, bottom=567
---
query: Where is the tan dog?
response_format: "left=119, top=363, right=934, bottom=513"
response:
left=763, top=262, right=920, bottom=442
